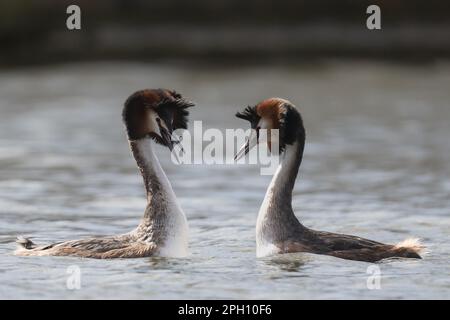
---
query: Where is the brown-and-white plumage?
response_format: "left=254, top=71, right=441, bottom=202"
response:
left=236, top=98, right=424, bottom=262
left=15, top=89, right=194, bottom=259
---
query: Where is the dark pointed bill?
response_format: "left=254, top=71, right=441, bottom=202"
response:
left=234, top=129, right=259, bottom=161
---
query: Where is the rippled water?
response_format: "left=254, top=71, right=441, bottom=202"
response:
left=0, top=62, right=449, bottom=299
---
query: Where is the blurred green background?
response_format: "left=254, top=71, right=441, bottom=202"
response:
left=1, top=0, right=449, bottom=67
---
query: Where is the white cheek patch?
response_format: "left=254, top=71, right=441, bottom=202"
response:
left=147, top=110, right=161, bottom=136
left=259, top=118, right=271, bottom=129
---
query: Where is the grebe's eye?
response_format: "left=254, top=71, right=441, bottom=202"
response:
left=156, top=117, right=161, bottom=124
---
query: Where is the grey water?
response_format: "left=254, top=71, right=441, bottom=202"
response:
left=0, top=61, right=449, bottom=299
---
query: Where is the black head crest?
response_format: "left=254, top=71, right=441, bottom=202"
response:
left=235, top=100, right=305, bottom=154
left=122, top=89, right=195, bottom=140
left=235, top=105, right=260, bottom=129
left=155, top=90, right=195, bottom=130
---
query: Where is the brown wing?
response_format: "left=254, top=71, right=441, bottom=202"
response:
left=311, top=230, right=385, bottom=251
left=53, top=235, right=134, bottom=253
left=287, top=229, right=421, bottom=262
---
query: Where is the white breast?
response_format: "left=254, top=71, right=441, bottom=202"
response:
left=256, top=241, right=279, bottom=258
left=158, top=205, right=189, bottom=257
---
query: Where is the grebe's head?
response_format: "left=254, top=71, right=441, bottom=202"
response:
left=235, top=98, right=303, bottom=160
left=122, top=89, right=194, bottom=149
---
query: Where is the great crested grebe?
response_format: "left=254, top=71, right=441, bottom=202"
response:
left=15, top=89, right=193, bottom=259
left=235, top=98, right=424, bottom=262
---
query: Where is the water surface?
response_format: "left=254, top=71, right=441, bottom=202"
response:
left=0, top=62, right=449, bottom=299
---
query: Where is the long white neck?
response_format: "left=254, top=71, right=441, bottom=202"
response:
left=256, top=140, right=306, bottom=257
left=131, top=138, right=177, bottom=203
left=265, top=142, right=302, bottom=204
left=130, top=138, right=189, bottom=257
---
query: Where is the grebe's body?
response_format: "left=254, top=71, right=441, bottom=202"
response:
left=15, top=89, right=193, bottom=259
left=236, top=98, right=424, bottom=262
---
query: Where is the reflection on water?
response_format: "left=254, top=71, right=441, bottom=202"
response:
left=0, top=62, right=449, bottom=299
left=264, top=254, right=309, bottom=273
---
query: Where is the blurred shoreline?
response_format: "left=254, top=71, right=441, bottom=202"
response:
left=3, top=24, right=450, bottom=68
left=1, top=1, right=450, bottom=67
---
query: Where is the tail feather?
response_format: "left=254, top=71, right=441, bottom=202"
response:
left=393, top=238, right=425, bottom=259
left=16, top=236, right=37, bottom=250
left=328, top=238, right=425, bottom=262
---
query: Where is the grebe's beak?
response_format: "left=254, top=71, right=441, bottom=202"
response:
left=161, top=122, right=184, bottom=163
left=160, top=127, right=174, bottom=151
left=234, top=128, right=259, bottom=161
left=158, top=119, right=183, bottom=154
